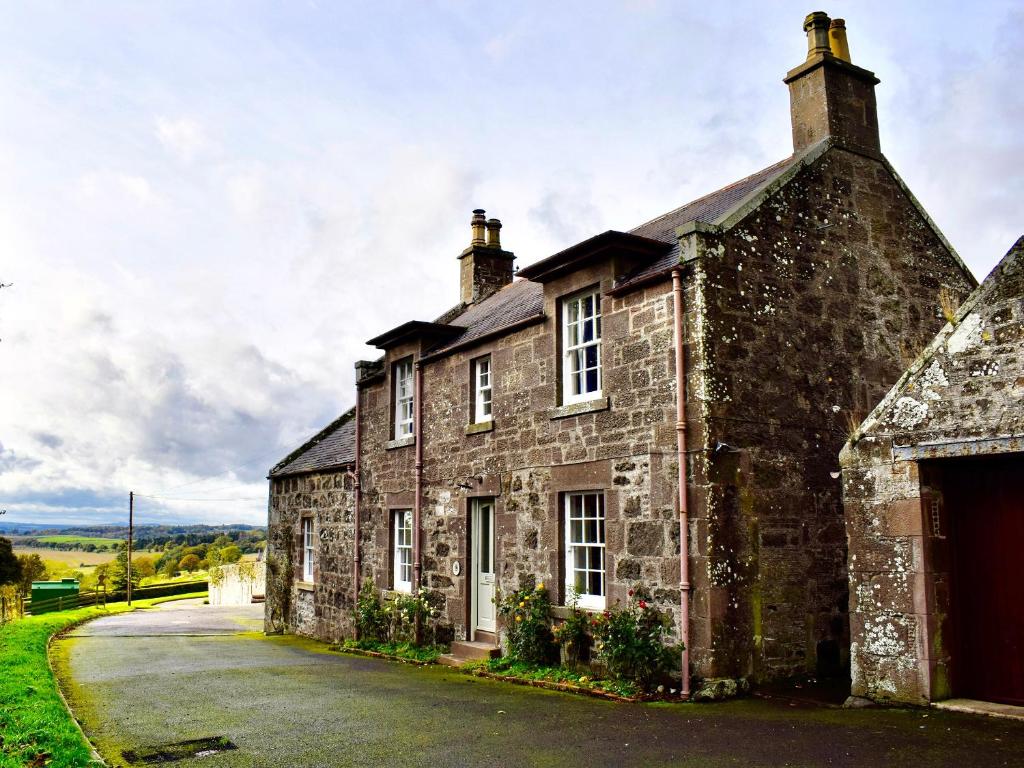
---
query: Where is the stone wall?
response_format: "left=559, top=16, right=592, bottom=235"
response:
left=356, top=263, right=688, bottom=646
left=209, top=561, right=266, bottom=607
left=265, top=470, right=355, bottom=641
left=689, top=146, right=973, bottom=680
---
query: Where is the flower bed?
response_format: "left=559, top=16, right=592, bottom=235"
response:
left=333, top=639, right=446, bottom=665
left=464, top=657, right=642, bottom=701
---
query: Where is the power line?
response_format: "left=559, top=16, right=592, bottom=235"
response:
left=132, top=499, right=266, bottom=505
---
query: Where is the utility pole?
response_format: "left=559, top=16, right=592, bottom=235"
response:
left=127, top=491, right=134, bottom=606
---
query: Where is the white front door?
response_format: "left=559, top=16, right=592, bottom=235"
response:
left=472, top=499, right=496, bottom=633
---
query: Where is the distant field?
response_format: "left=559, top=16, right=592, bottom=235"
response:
left=35, top=535, right=121, bottom=548
left=12, top=547, right=115, bottom=567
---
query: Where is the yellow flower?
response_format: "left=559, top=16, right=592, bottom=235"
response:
left=515, top=615, right=522, bottom=622
left=518, top=601, right=525, bottom=608
left=536, top=582, right=544, bottom=591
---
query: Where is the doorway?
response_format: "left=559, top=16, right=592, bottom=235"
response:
left=944, top=454, right=1024, bottom=705
left=471, top=498, right=496, bottom=637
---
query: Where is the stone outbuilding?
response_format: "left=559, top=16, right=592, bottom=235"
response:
left=267, top=12, right=979, bottom=694
left=842, top=236, right=1024, bottom=707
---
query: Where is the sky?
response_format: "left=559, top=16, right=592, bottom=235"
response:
left=0, top=1, right=1021, bottom=527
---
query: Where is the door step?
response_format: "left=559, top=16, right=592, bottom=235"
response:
left=438, top=639, right=501, bottom=667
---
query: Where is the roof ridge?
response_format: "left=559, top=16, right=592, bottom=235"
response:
left=629, top=155, right=794, bottom=235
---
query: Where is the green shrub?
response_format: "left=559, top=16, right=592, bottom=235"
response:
left=383, top=588, right=436, bottom=644
left=354, top=579, right=388, bottom=642
left=552, top=590, right=591, bottom=668
left=591, top=589, right=681, bottom=691
left=496, top=582, right=556, bottom=665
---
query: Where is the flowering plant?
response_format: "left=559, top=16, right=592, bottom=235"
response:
left=354, top=579, right=388, bottom=642
left=552, top=589, right=592, bottom=668
left=496, top=581, right=556, bottom=665
left=590, top=588, right=681, bottom=690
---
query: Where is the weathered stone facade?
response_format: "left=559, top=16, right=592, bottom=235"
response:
left=841, top=237, right=1024, bottom=704
left=266, top=14, right=982, bottom=687
left=267, top=425, right=357, bottom=640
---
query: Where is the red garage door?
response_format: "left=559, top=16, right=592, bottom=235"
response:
left=945, top=454, right=1024, bottom=705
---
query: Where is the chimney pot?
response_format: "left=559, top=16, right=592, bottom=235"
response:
left=829, top=18, right=851, bottom=62
left=471, top=209, right=486, bottom=246
left=803, top=11, right=832, bottom=59
left=485, top=218, right=502, bottom=248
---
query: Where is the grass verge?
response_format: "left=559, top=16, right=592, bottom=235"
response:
left=334, top=638, right=446, bottom=664
left=463, top=657, right=642, bottom=700
left=0, top=594, right=205, bottom=768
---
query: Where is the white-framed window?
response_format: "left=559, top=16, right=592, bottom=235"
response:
left=394, top=358, right=414, bottom=439
left=565, top=492, right=605, bottom=609
left=302, top=517, right=314, bottom=582
left=393, top=509, right=413, bottom=593
left=562, top=288, right=602, bottom=405
left=473, top=355, right=492, bottom=423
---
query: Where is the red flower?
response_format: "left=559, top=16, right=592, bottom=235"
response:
left=628, top=589, right=634, bottom=597
left=638, top=600, right=648, bottom=609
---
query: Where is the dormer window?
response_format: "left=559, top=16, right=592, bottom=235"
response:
left=393, top=358, right=414, bottom=439
left=562, top=288, right=602, bottom=404
left=473, top=355, right=492, bottom=423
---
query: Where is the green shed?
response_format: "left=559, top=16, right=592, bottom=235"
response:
left=30, top=578, right=80, bottom=614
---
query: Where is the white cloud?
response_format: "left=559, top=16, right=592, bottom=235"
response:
left=0, top=1, right=1019, bottom=527
left=155, top=116, right=211, bottom=162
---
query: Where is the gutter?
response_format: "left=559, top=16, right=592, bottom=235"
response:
left=672, top=267, right=692, bottom=700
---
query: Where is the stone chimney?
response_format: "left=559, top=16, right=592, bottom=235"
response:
left=459, top=209, right=515, bottom=305
left=784, top=12, right=881, bottom=157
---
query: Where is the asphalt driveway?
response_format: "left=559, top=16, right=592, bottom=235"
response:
left=54, top=601, right=1024, bottom=767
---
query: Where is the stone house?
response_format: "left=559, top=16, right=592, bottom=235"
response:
left=842, top=236, right=1023, bottom=707
left=266, top=13, right=977, bottom=693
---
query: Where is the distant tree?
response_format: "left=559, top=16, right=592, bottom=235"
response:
left=111, top=542, right=140, bottom=591
left=212, top=534, right=233, bottom=550
left=133, top=555, right=156, bottom=580
left=0, top=537, right=22, bottom=587
left=178, top=554, right=201, bottom=573
left=16, top=553, right=45, bottom=594
left=161, top=558, right=178, bottom=578
left=219, top=545, right=242, bottom=564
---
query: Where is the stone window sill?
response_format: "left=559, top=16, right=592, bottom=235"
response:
left=384, top=435, right=415, bottom=451
left=465, top=420, right=494, bottom=435
left=549, top=396, right=610, bottom=421
left=296, top=581, right=315, bottom=592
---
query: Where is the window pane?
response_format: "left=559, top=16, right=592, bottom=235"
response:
left=573, top=546, right=587, bottom=572
left=582, top=294, right=593, bottom=317
left=570, top=519, right=583, bottom=544
left=589, top=568, right=603, bottom=596
left=480, top=508, right=491, bottom=573
left=582, top=317, right=594, bottom=343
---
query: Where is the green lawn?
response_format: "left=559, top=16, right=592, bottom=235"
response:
left=0, top=594, right=206, bottom=768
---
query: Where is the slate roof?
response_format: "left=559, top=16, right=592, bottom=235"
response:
left=425, top=279, right=545, bottom=358
left=614, top=155, right=798, bottom=291
left=269, top=408, right=356, bottom=478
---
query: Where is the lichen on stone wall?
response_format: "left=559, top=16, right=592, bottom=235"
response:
left=890, top=396, right=928, bottom=430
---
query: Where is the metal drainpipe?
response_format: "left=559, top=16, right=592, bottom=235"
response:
left=352, top=392, right=362, bottom=626
left=413, top=360, right=424, bottom=579
left=672, top=267, right=692, bottom=700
